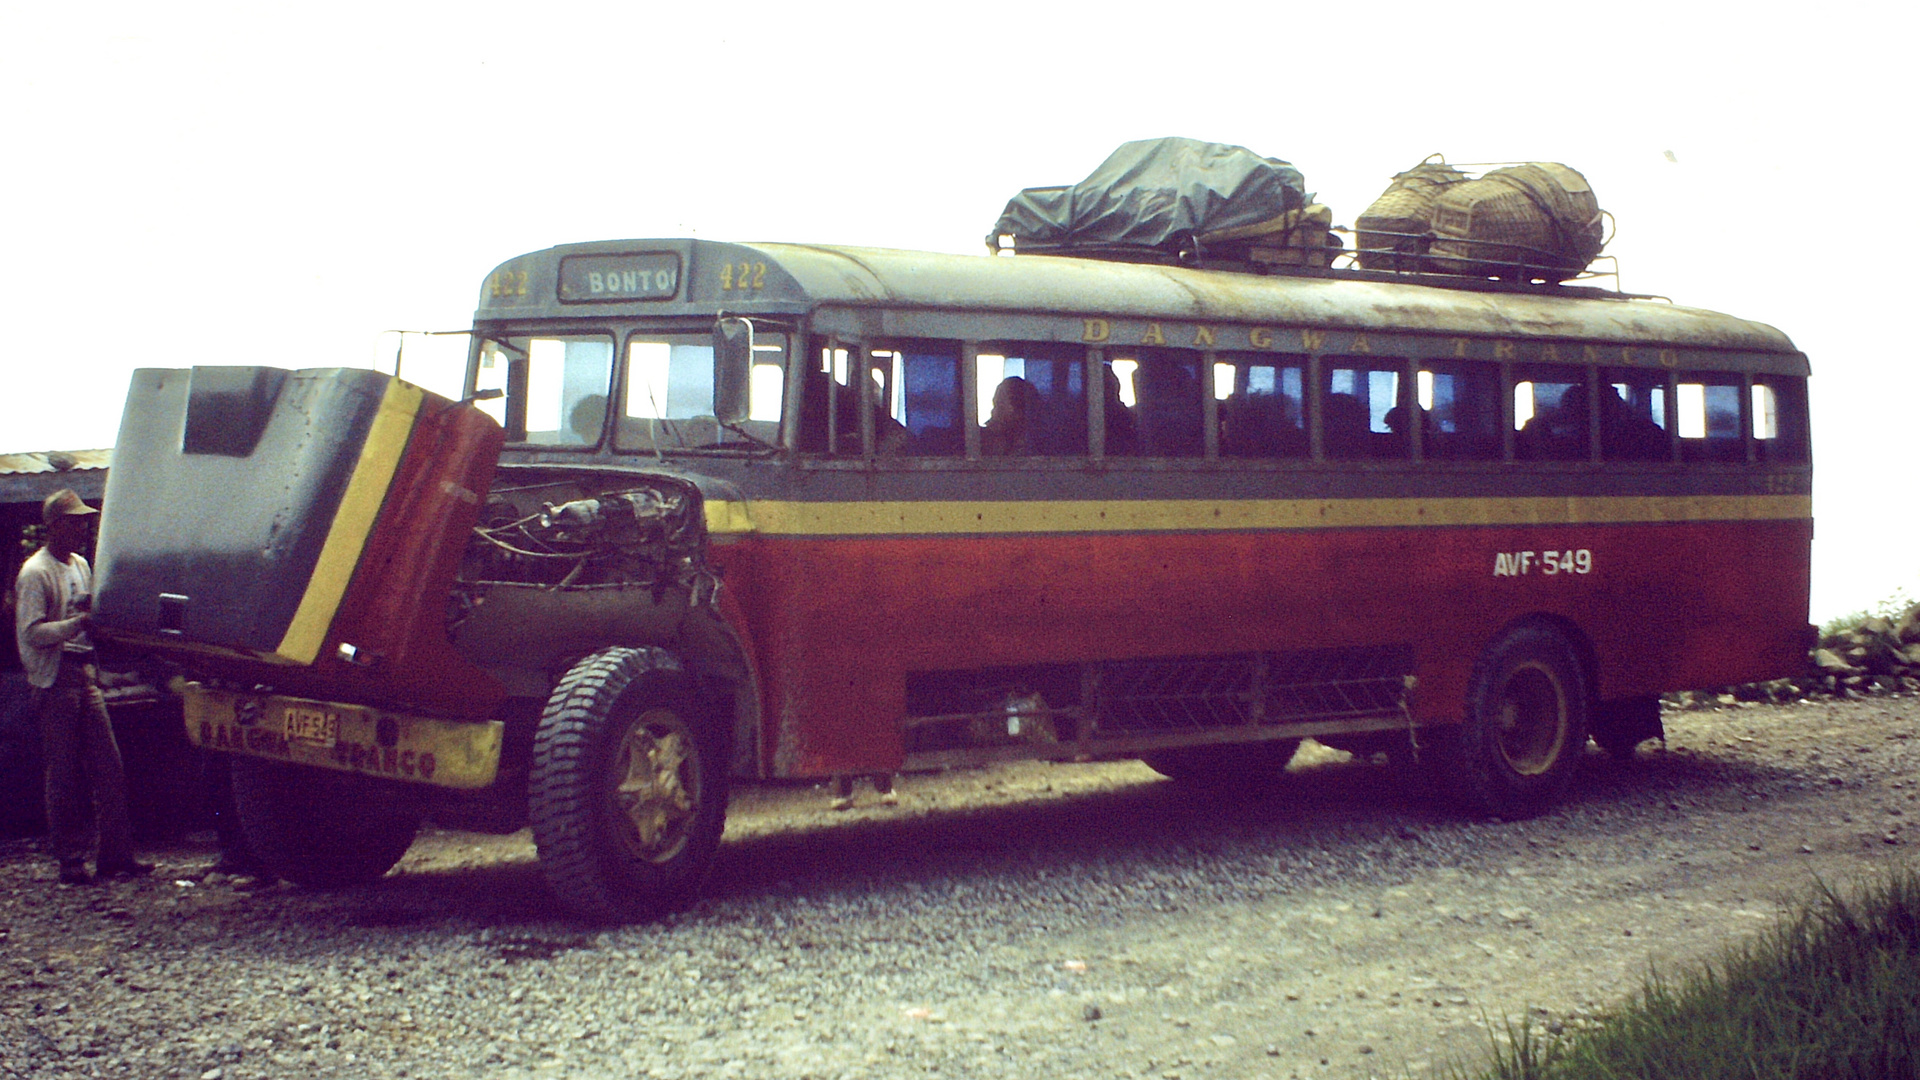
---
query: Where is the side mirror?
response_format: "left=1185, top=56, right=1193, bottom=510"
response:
left=713, top=317, right=753, bottom=425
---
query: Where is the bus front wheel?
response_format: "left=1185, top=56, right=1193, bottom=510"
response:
left=1436, top=625, right=1589, bottom=818
left=528, top=647, right=729, bottom=922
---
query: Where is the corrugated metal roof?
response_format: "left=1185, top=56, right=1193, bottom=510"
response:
left=0, top=449, right=112, bottom=477
left=0, top=449, right=111, bottom=507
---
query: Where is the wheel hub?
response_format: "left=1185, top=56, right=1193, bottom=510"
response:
left=1495, top=661, right=1568, bottom=776
left=610, top=709, right=698, bottom=862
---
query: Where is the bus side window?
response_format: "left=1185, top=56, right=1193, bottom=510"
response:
left=978, top=344, right=1087, bottom=456
left=1110, top=349, right=1203, bottom=457
left=1513, top=367, right=1589, bottom=462
left=1677, top=374, right=1744, bottom=463
left=1323, top=360, right=1408, bottom=461
left=883, top=342, right=964, bottom=456
left=1597, top=367, right=1673, bottom=462
left=1751, top=375, right=1809, bottom=464
left=798, top=340, right=853, bottom=454
left=1217, top=355, right=1308, bottom=459
left=1417, top=361, right=1500, bottom=461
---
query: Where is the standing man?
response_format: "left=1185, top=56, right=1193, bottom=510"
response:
left=13, top=489, right=150, bottom=885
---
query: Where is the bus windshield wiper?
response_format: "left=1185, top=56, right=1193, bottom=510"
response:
left=718, top=421, right=780, bottom=455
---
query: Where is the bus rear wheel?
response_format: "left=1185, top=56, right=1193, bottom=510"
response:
left=229, top=757, right=421, bottom=888
left=1436, top=624, right=1588, bottom=818
left=528, top=647, right=729, bottom=922
left=1141, top=739, right=1300, bottom=782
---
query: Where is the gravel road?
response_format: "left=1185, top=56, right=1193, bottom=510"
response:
left=2, top=695, right=1915, bottom=1080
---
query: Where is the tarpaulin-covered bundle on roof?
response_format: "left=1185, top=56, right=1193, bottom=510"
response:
left=988, top=137, right=1310, bottom=256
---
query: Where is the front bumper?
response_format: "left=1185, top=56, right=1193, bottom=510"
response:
left=183, top=684, right=504, bottom=790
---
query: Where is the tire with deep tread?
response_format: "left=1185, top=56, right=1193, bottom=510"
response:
left=1429, top=623, right=1589, bottom=817
left=1140, top=739, right=1301, bottom=783
left=528, top=647, right=728, bottom=922
left=229, top=757, right=421, bottom=888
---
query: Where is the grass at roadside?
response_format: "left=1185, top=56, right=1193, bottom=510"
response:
left=1820, top=588, right=1918, bottom=640
left=1450, top=866, right=1919, bottom=1080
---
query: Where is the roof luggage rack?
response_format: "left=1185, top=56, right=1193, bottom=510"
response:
left=989, top=226, right=1656, bottom=302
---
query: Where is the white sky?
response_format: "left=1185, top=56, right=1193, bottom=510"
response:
left=2, top=2, right=1912, bottom=621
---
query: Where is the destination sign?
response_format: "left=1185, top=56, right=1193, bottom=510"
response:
left=558, top=252, right=681, bottom=303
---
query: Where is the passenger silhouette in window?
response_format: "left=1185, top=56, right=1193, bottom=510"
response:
left=1134, top=357, right=1202, bottom=457
left=982, top=376, right=1039, bottom=456
left=1223, top=394, right=1307, bottom=457
left=569, top=394, right=609, bottom=446
left=1321, top=392, right=1372, bottom=459
left=575, top=393, right=658, bottom=449
left=799, top=367, right=905, bottom=455
left=1102, top=367, right=1138, bottom=456
left=1597, top=386, right=1670, bottom=461
left=1382, top=404, right=1435, bottom=441
left=1220, top=367, right=1307, bottom=459
left=1519, top=383, right=1589, bottom=461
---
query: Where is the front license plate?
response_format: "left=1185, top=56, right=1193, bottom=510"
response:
left=283, top=705, right=340, bottom=748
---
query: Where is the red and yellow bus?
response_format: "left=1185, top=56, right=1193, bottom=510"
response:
left=96, top=238, right=1811, bottom=919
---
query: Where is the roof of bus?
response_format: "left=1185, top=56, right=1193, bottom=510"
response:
left=476, top=239, right=1800, bottom=355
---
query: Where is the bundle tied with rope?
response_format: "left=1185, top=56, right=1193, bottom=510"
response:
left=1427, top=162, right=1605, bottom=281
left=1354, top=154, right=1468, bottom=272
left=1353, top=157, right=1607, bottom=282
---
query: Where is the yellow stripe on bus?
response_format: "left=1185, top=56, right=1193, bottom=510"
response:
left=703, top=494, right=1811, bottom=537
left=275, top=380, right=424, bottom=665
left=703, top=498, right=755, bottom=536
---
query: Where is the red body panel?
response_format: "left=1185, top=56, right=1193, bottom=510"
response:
left=303, top=398, right=508, bottom=718
left=713, top=518, right=1812, bottom=777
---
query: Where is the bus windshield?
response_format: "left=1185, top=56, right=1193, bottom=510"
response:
left=473, top=328, right=786, bottom=451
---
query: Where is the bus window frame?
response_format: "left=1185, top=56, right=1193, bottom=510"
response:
left=1202, top=351, right=1221, bottom=459
left=864, top=338, right=971, bottom=459
left=1675, top=369, right=1750, bottom=465
left=1596, top=365, right=1680, bottom=465
left=1415, top=357, right=1505, bottom=464
left=961, top=342, right=982, bottom=459
left=1750, top=372, right=1811, bottom=464
left=1088, top=347, right=1106, bottom=459
left=975, top=340, right=1091, bottom=462
left=474, top=328, right=619, bottom=452
left=1317, top=354, right=1414, bottom=463
left=1215, top=351, right=1311, bottom=463
left=1511, top=362, right=1596, bottom=464
left=800, top=337, right=1107, bottom=468
left=797, top=336, right=911, bottom=460
left=610, top=323, right=788, bottom=454
left=1101, top=344, right=1211, bottom=460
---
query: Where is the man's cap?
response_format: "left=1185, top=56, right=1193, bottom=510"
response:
left=42, top=489, right=99, bottom=527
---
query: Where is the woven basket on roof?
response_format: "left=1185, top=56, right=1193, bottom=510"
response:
left=1427, top=163, right=1604, bottom=281
left=1354, top=157, right=1468, bottom=272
